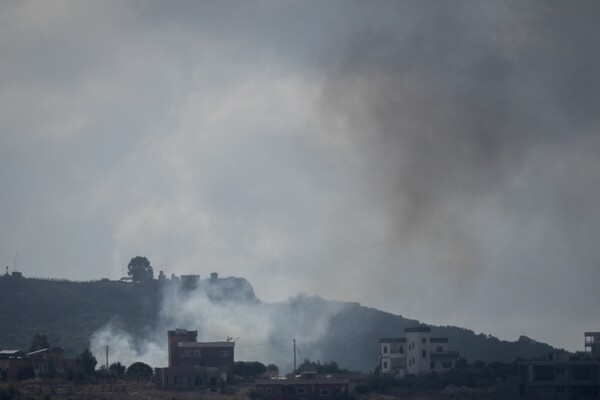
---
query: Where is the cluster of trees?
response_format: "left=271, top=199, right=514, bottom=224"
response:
left=234, top=361, right=278, bottom=380
left=68, top=352, right=154, bottom=383
left=29, top=333, right=49, bottom=352
left=296, top=358, right=350, bottom=375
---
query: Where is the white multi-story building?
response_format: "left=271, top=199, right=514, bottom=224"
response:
left=380, top=326, right=460, bottom=377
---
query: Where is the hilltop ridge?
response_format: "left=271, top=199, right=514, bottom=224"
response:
left=0, top=273, right=556, bottom=371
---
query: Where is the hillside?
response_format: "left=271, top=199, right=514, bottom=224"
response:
left=0, top=274, right=257, bottom=356
left=0, top=273, right=555, bottom=370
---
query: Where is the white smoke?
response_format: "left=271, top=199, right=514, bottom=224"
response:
left=90, top=278, right=345, bottom=373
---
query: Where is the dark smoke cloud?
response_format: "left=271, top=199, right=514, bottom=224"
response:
left=314, top=1, right=600, bottom=339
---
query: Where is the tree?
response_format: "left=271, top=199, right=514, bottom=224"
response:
left=29, top=334, right=49, bottom=352
left=296, top=359, right=346, bottom=374
left=127, top=256, right=154, bottom=282
left=234, top=361, right=266, bottom=378
left=266, top=364, right=279, bottom=375
left=108, top=362, right=126, bottom=378
left=76, top=349, right=97, bottom=376
left=125, top=362, right=153, bottom=380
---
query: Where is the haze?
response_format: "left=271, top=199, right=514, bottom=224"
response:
left=1, top=1, right=599, bottom=353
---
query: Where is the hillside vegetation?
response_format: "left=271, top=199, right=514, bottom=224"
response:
left=0, top=274, right=555, bottom=370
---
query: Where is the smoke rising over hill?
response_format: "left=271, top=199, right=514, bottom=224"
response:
left=2, top=1, right=600, bottom=353
left=90, top=278, right=345, bottom=372
left=313, top=1, right=600, bottom=344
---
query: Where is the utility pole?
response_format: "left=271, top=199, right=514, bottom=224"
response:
left=293, top=338, right=296, bottom=376
left=106, top=345, right=109, bottom=370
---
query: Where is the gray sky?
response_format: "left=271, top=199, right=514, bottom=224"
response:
left=2, top=1, right=599, bottom=352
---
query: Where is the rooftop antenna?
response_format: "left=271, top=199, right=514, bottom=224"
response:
left=13, top=252, right=18, bottom=272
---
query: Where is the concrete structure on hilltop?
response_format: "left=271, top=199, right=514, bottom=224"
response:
left=380, top=326, right=460, bottom=377
left=519, top=332, right=600, bottom=399
left=155, top=328, right=235, bottom=391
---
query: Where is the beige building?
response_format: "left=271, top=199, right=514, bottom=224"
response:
left=380, top=326, right=459, bottom=377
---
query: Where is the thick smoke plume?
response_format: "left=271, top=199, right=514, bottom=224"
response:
left=91, top=278, right=345, bottom=372
left=312, top=1, right=600, bottom=341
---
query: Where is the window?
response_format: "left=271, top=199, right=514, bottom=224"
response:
left=557, top=386, right=565, bottom=394
left=422, top=350, right=426, bottom=359
left=221, top=350, right=229, bottom=357
left=296, top=387, right=307, bottom=394
left=320, top=389, right=332, bottom=396
left=422, top=338, right=426, bottom=344
left=436, top=346, right=443, bottom=353
left=383, top=345, right=388, bottom=353
left=174, top=376, right=178, bottom=384
left=195, top=351, right=200, bottom=357
left=383, top=361, right=388, bottom=369
left=430, top=362, right=435, bottom=370
left=442, top=362, right=452, bottom=368
left=266, top=387, right=272, bottom=394
left=399, top=346, right=404, bottom=353
left=556, top=367, right=565, bottom=375
left=194, top=376, right=202, bottom=386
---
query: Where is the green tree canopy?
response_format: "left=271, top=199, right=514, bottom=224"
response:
left=29, top=333, right=49, bottom=352
left=127, top=256, right=154, bottom=282
left=109, top=362, right=126, bottom=377
left=234, top=361, right=267, bottom=378
left=76, top=348, right=97, bottom=376
left=296, top=359, right=348, bottom=374
left=126, top=362, right=153, bottom=380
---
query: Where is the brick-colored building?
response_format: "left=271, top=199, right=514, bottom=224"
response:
left=155, top=328, right=235, bottom=391
left=0, top=350, right=32, bottom=381
left=27, top=347, right=65, bottom=378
